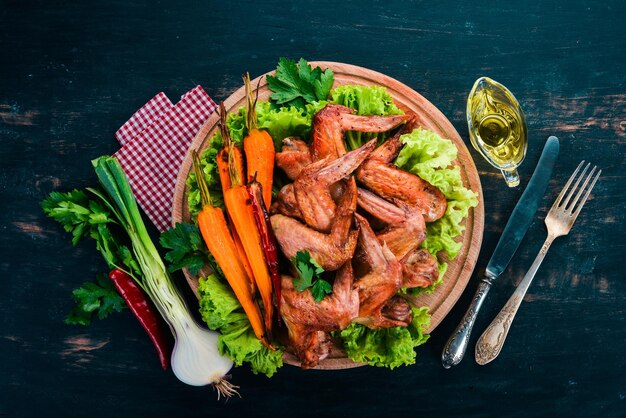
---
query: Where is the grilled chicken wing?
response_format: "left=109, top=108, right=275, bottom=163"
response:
left=294, top=139, right=375, bottom=232
left=271, top=170, right=349, bottom=221
left=271, top=178, right=359, bottom=271
left=401, top=248, right=439, bottom=288
left=271, top=183, right=303, bottom=220
left=310, top=104, right=409, bottom=161
left=275, top=106, right=409, bottom=181
left=352, top=214, right=409, bottom=329
left=271, top=140, right=374, bottom=225
left=357, top=187, right=406, bottom=224
left=280, top=262, right=359, bottom=369
left=376, top=211, right=426, bottom=261
left=275, top=137, right=312, bottom=181
left=381, top=296, right=413, bottom=325
left=356, top=125, right=447, bottom=222
left=357, top=188, right=426, bottom=260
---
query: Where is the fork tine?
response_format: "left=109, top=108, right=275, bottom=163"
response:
left=553, top=161, right=584, bottom=209
left=561, top=162, right=590, bottom=210
left=568, top=165, right=597, bottom=214
left=570, top=168, right=601, bottom=223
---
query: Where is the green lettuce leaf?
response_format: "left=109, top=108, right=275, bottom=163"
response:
left=331, top=84, right=403, bottom=116
left=198, top=274, right=283, bottom=377
left=225, top=110, right=246, bottom=145
left=338, top=307, right=431, bottom=368
left=186, top=133, right=223, bottom=217
left=395, top=127, right=458, bottom=178
left=257, top=101, right=327, bottom=148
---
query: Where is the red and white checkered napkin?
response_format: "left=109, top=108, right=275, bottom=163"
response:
left=114, top=86, right=217, bottom=232
left=115, top=92, right=173, bottom=145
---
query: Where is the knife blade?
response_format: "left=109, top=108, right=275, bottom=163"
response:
left=441, top=135, right=559, bottom=369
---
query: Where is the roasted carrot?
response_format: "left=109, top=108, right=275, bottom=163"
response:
left=216, top=146, right=245, bottom=192
left=214, top=116, right=255, bottom=293
left=248, top=180, right=281, bottom=320
left=243, top=72, right=275, bottom=208
left=192, top=149, right=270, bottom=349
left=231, top=224, right=255, bottom=295
left=217, top=100, right=274, bottom=337
left=224, top=185, right=274, bottom=339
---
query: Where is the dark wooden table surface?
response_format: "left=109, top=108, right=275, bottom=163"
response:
left=2, top=1, right=625, bottom=417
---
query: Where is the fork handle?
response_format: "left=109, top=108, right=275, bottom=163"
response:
left=475, top=234, right=556, bottom=365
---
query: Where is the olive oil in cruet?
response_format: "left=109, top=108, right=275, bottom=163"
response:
left=467, top=77, right=528, bottom=187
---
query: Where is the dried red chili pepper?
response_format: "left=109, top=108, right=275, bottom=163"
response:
left=247, top=180, right=282, bottom=322
left=108, top=269, right=172, bottom=370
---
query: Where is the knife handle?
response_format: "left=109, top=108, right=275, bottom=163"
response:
left=441, top=275, right=494, bottom=369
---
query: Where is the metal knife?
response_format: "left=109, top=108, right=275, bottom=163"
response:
left=441, top=135, right=560, bottom=369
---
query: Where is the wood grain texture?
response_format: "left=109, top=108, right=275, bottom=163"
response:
left=171, top=62, right=484, bottom=369
left=2, top=0, right=626, bottom=417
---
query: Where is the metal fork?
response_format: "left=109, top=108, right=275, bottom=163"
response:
left=474, top=161, right=601, bottom=365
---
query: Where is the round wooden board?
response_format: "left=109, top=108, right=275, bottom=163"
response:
left=172, top=62, right=484, bottom=370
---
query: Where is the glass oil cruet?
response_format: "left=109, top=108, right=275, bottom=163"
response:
left=467, top=77, right=528, bottom=187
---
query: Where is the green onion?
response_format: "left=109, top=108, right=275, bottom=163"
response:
left=89, top=156, right=237, bottom=397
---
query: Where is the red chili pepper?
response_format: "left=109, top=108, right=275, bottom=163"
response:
left=247, top=180, right=282, bottom=323
left=108, top=269, right=172, bottom=370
